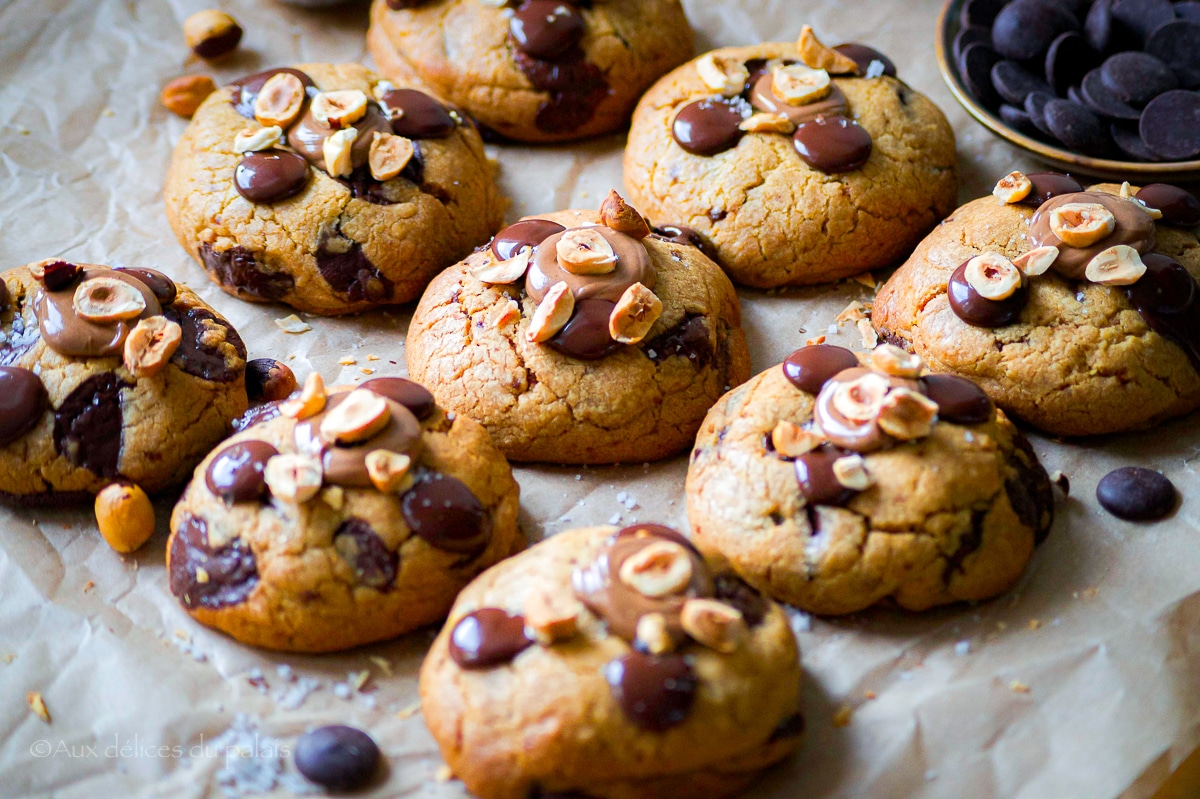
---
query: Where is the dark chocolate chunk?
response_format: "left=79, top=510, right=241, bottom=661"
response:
left=205, top=440, right=278, bottom=504
left=782, top=345, right=858, bottom=394
left=381, top=88, right=457, bottom=139
left=40, top=260, right=82, bottom=292
left=1096, top=466, right=1177, bottom=520
left=1000, top=103, right=1040, bottom=135
left=1139, top=89, right=1200, bottom=159
left=943, top=510, right=986, bottom=583
left=1100, top=52, right=1178, bottom=104
left=168, top=514, right=259, bottom=609
left=245, top=358, right=297, bottom=403
left=199, top=243, right=293, bottom=301
left=1111, top=122, right=1160, bottom=160
left=513, top=48, right=610, bottom=136
left=672, top=98, right=745, bottom=156
left=449, top=608, right=533, bottom=669
left=991, top=60, right=1055, bottom=106
left=1024, top=91, right=1058, bottom=136
left=1081, top=68, right=1143, bottom=120
left=547, top=298, right=623, bottom=360
left=992, top=0, right=1079, bottom=62
left=922, top=373, right=993, bottom=424
left=954, top=25, right=993, bottom=63
left=113, top=266, right=177, bottom=306
left=1111, top=0, right=1176, bottom=45
left=1145, top=20, right=1200, bottom=89
left=833, top=43, right=897, bottom=77
left=315, top=238, right=393, bottom=303
left=604, top=652, right=697, bottom=731
left=1004, top=431, right=1055, bottom=544
left=162, top=306, right=246, bottom=383
left=0, top=367, right=48, bottom=446
left=960, top=42, right=1005, bottom=109
left=401, top=472, right=489, bottom=553
left=713, top=574, right=767, bottom=628
left=795, top=445, right=858, bottom=506
left=643, top=315, right=712, bottom=367
left=0, top=277, right=7, bottom=312
left=335, top=152, right=423, bottom=206
left=333, top=518, right=398, bottom=590
left=948, top=259, right=1029, bottom=327
left=1086, top=0, right=1115, bottom=52
left=1045, top=32, right=1099, bottom=96
left=1137, top=183, right=1200, bottom=226
left=229, top=68, right=315, bottom=119
left=793, top=115, right=873, bottom=172
left=1044, top=99, right=1112, bottom=155
left=234, top=151, right=310, bottom=204
left=961, top=0, right=1008, bottom=28
left=650, top=224, right=719, bottom=263
left=1124, top=253, right=1200, bottom=370
left=491, top=219, right=566, bottom=261
left=361, top=377, right=437, bottom=420
left=510, top=0, right=585, bottom=60
left=295, top=726, right=380, bottom=792
left=53, top=372, right=126, bottom=478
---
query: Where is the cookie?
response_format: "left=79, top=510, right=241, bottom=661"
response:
left=686, top=344, right=1054, bottom=615
left=406, top=193, right=750, bottom=464
left=420, top=524, right=803, bottom=799
left=367, top=0, right=693, bottom=143
left=623, top=29, right=957, bottom=288
left=872, top=171, right=1200, bottom=437
left=166, top=375, right=523, bottom=652
left=0, top=261, right=247, bottom=505
left=164, top=62, right=505, bottom=316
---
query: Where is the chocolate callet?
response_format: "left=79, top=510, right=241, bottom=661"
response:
left=782, top=345, right=859, bottom=394
left=53, top=372, right=126, bottom=478
left=547, top=298, right=623, bottom=360
left=1096, top=466, right=1177, bottom=521
left=334, top=518, right=398, bottom=590
left=162, top=306, right=246, bottom=383
left=672, top=98, right=745, bottom=156
left=948, top=259, right=1028, bottom=327
left=1136, top=184, right=1200, bottom=227
left=169, top=514, right=259, bottom=609
left=0, top=367, right=48, bottom=446
left=205, top=440, right=278, bottom=504
left=448, top=608, right=533, bottom=669
left=835, top=43, right=897, bottom=77
left=713, top=574, right=767, bottom=627
left=315, top=238, right=393, bottom=303
left=604, top=651, right=697, bottom=731
left=113, top=266, right=177, bottom=305
left=512, top=46, right=610, bottom=136
left=510, top=0, right=584, bottom=60
left=795, top=445, right=858, bottom=506
left=1018, top=172, right=1084, bottom=207
left=1124, top=253, right=1200, bottom=372
left=491, top=219, right=566, bottom=261
left=644, top=315, right=711, bottom=367
left=793, top=116, right=873, bottom=173
left=649, top=224, right=719, bottom=263
left=233, top=401, right=282, bottom=432
left=229, top=68, right=315, bottom=119
left=382, top=88, right=457, bottom=139
left=41, top=260, right=82, bottom=291
left=360, top=377, right=436, bottom=420
left=922, top=373, right=993, bottom=424
left=235, top=151, right=310, bottom=204
left=199, top=243, right=293, bottom=301
left=1005, top=431, right=1054, bottom=544
left=294, top=725, right=381, bottom=792
left=401, top=472, right=489, bottom=553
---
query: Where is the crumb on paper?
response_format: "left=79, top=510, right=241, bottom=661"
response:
left=852, top=272, right=877, bottom=289
left=1028, top=619, right=1042, bottom=630
left=435, top=765, right=454, bottom=782
left=28, top=692, right=50, bottom=723
left=805, top=335, right=827, bottom=347
left=835, top=301, right=866, bottom=324
left=864, top=691, right=877, bottom=700
left=856, top=318, right=878, bottom=349
left=338, top=357, right=357, bottom=366
left=360, top=368, right=375, bottom=375
left=351, top=670, right=370, bottom=692
left=2, top=653, right=15, bottom=664
left=368, top=656, right=392, bottom=677
left=83, top=580, right=95, bottom=593
left=367, top=354, right=380, bottom=361
left=275, top=315, right=311, bottom=334
left=832, top=704, right=853, bottom=727
left=1010, top=680, right=1031, bottom=694
left=396, top=702, right=421, bottom=720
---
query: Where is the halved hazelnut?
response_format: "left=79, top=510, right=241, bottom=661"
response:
left=1013, top=245, right=1059, bottom=276
left=323, top=128, right=359, bottom=178
left=523, top=590, right=582, bottom=645
left=635, top=612, right=675, bottom=655
left=869, top=343, right=924, bottom=377
left=253, top=72, right=305, bottom=129
left=772, top=63, right=832, bottom=106
left=364, top=449, right=412, bottom=493
left=492, top=298, right=522, bottom=329
left=73, top=277, right=147, bottom=323
left=771, top=420, right=823, bottom=457
left=681, top=598, right=747, bottom=653
left=599, top=190, right=650, bottom=239
left=830, top=371, right=891, bottom=422
left=319, top=388, right=391, bottom=445
left=739, top=112, right=795, bottom=134
left=368, top=132, right=414, bottom=181
left=608, top=282, right=663, bottom=345
left=963, top=253, right=1023, bottom=300
left=618, top=540, right=693, bottom=598
left=123, top=316, right=182, bottom=379
left=1049, top=202, right=1116, bottom=248
left=311, top=90, right=368, bottom=129
left=796, top=25, right=859, bottom=75
left=525, top=282, right=575, bottom=343
left=993, top=171, right=1032, bottom=204
left=877, top=387, right=939, bottom=440
left=1084, top=244, right=1147, bottom=286
left=696, top=52, right=750, bottom=97
left=264, top=453, right=323, bottom=503
left=832, top=454, right=874, bottom=490
left=234, top=125, right=283, bottom=153
left=471, top=247, right=532, bottom=285
left=281, top=372, right=327, bottom=419
left=555, top=228, right=618, bottom=275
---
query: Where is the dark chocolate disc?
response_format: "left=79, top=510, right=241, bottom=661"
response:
left=991, top=0, right=1079, bottom=62
left=1136, top=183, right=1200, bottom=226
left=1044, top=32, right=1099, bottom=96
left=1096, top=466, right=1177, bottom=520
left=782, top=345, right=859, bottom=394
left=228, top=67, right=315, bottom=119
left=294, top=726, right=380, bottom=792
left=954, top=26, right=992, bottom=63
left=672, top=99, right=745, bottom=156
left=793, top=115, right=873, bottom=173
left=360, top=377, right=436, bottom=420
left=234, top=151, right=310, bottom=204
left=960, top=42, right=1004, bottom=109
left=1086, top=0, right=1114, bottom=51
left=1111, top=0, right=1176, bottom=46
left=1019, top=172, right=1085, bottom=206
left=794, top=446, right=858, bottom=506
left=960, top=0, right=1008, bottom=28
left=1080, top=68, right=1143, bottom=121
left=401, top=472, right=489, bottom=553
left=205, top=441, right=278, bottom=504
left=991, top=60, right=1054, bottom=106
left=1099, top=52, right=1179, bottom=105
left=1145, top=20, right=1200, bottom=90
left=1000, top=103, right=1039, bottom=135
left=833, top=43, right=897, bottom=77
left=1043, top=99, right=1111, bottom=156
left=947, top=259, right=1029, bottom=327
left=114, top=266, right=178, bottom=305
left=1139, top=90, right=1200, bottom=160
left=0, top=367, right=48, bottom=446
left=510, top=0, right=585, bottom=61
left=490, top=219, right=566, bottom=261
left=448, top=608, right=533, bottom=669
left=381, top=88, right=457, bottom=139
left=922, top=374, right=994, bottom=424
left=603, top=652, right=697, bottom=731
left=546, top=298, right=623, bottom=360
left=1111, top=123, right=1160, bottom=161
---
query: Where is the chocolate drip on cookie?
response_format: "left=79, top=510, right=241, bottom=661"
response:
left=200, top=243, right=294, bottom=301
left=33, top=267, right=162, bottom=358
left=333, top=517, right=398, bottom=589
left=315, top=236, right=394, bottom=303
left=169, top=514, right=260, bottom=609
left=1029, top=191, right=1156, bottom=279
left=53, top=372, right=128, bottom=478
left=491, top=219, right=566, bottom=261
left=294, top=389, right=423, bottom=488
left=163, top=306, right=247, bottom=383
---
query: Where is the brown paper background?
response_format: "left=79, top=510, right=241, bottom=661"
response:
left=2, top=0, right=1199, bottom=797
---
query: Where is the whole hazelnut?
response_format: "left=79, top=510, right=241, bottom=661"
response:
left=246, top=358, right=298, bottom=402
left=95, top=483, right=156, bottom=553
left=161, top=75, right=217, bottom=119
left=184, top=9, right=243, bottom=59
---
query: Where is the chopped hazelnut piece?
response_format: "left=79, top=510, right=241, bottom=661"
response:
left=555, top=228, right=618, bottom=275
left=696, top=52, right=751, bottom=97
left=253, top=72, right=305, bottom=129
left=525, top=282, right=575, bottom=343
left=311, top=89, right=368, bottom=129
left=323, top=128, right=359, bottom=178
left=281, top=372, right=327, bottom=419
left=877, top=388, right=939, bottom=440
left=523, top=590, right=582, bottom=645
left=27, top=692, right=50, bottom=723
left=1013, top=245, right=1059, bottom=277
left=264, top=454, right=323, bottom=503
left=796, top=25, right=859, bottom=75
left=365, top=450, right=412, bottom=493
left=319, top=388, right=391, bottom=445
left=772, top=63, right=833, bottom=106
left=72, top=277, right=146, bottom=322
left=739, top=112, right=795, bottom=134
left=869, top=343, right=923, bottom=377
left=832, top=454, right=873, bottom=490
left=599, top=190, right=650, bottom=239
left=771, top=420, right=823, bottom=457
left=964, top=253, right=1023, bottom=300
left=123, top=316, right=183, bottom=379
left=681, top=598, right=747, bottom=653
left=234, top=125, right=283, bottom=153
left=161, top=75, right=216, bottom=119
left=1084, top=244, right=1146, bottom=286
left=368, top=132, right=415, bottom=181
left=993, top=171, right=1032, bottom=204
left=830, top=371, right=891, bottom=422
left=608, top=282, right=663, bottom=344
left=635, top=613, right=675, bottom=655
left=618, top=540, right=693, bottom=598
left=857, top=318, right=878, bottom=349
left=1049, top=202, right=1116, bottom=248
left=472, top=247, right=532, bottom=285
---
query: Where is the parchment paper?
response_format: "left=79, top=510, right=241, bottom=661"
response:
left=2, top=1, right=1199, bottom=797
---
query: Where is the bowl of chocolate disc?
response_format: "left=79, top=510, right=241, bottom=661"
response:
left=938, top=0, right=1200, bottom=179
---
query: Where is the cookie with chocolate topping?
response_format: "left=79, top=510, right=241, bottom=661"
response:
left=0, top=261, right=248, bottom=505
left=164, top=62, right=505, bottom=316
left=166, top=374, right=523, bottom=652
left=686, top=344, right=1053, bottom=615
left=420, top=525, right=802, bottom=799
left=405, top=193, right=751, bottom=463
left=367, top=0, right=693, bottom=143
left=873, top=172, right=1200, bottom=436
left=624, top=30, right=958, bottom=288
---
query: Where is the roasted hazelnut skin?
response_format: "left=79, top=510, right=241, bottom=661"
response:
left=184, top=9, right=243, bottom=59
left=246, top=358, right=298, bottom=403
left=161, top=75, right=216, bottom=119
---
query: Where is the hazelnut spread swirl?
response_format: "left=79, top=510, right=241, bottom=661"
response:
left=750, top=74, right=847, bottom=125
left=1029, top=192, right=1156, bottom=279
left=814, top=367, right=922, bottom=452
left=287, top=101, right=392, bottom=175
left=293, top=389, right=423, bottom=488
left=33, top=267, right=163, bottom=358
left=526, top=227, right=655, bottom=305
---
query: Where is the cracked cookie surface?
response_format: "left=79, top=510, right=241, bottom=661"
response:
left=367, top=0, right=693, bottom=143
left=685, top=351, right=1053, bottom=615
left=166, top=378, right=523, bottom=653
left=872, top=183, right=1200, bottom=436
left=624, top=42, right=958, bottom=288
left=164, top=62, right=505, bottom=316
left=420, top=525, right=802, bottom=799
left=405, top=208, right=751, bottom=464
left=0, top=263, right=247, bottom=504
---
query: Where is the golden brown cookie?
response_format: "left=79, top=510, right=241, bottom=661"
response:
left=164, top=62, right=505, bottom=316
left=872, top=173, right=1200, bottom=436
left=166, top=376, right=523, bottom=652
left=367, top=0, right=694, bottom=143
left=405, top=194, right=751, bottom=463
left=686, top=343, right=1053, bottom=615
left=0, top=261, right=247, bottom=505
left=420, top=524, right=803, bottom=799
left=624, top=35, right=957, bottom=288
